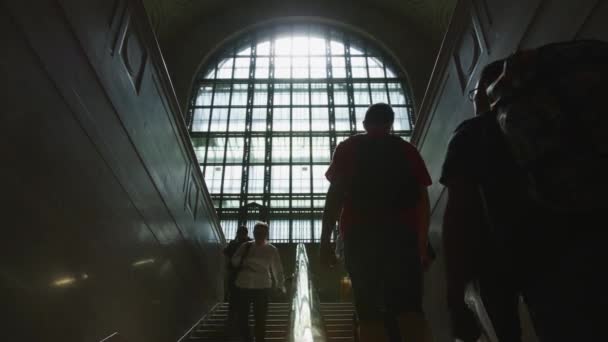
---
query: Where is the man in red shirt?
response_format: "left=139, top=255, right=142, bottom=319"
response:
left=320, top=103, right=433, bottom=341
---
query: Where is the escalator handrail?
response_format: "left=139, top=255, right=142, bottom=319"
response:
left=288, top=243, right=327, bottom=342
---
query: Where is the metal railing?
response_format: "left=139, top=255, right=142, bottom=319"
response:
left=288, top=243, right=328, bottom=342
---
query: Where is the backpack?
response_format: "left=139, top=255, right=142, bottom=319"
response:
left=488, top=40, right=608, bottom=212
left=348, top=135, right=420, bottom=211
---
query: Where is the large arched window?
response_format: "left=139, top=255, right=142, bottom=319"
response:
left=188, top=24, right=414, bottom=242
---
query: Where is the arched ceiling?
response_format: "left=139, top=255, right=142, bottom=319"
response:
left=143, top=0, right=456, bottom=112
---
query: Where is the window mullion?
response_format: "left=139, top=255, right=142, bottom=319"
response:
left=326, top=30, right=337, bottom=155
left=263, top=36, right=275, bottom=210
left=344, top=38, right=357, bottom=133
left=219, top=48, right=238, bottom=212
left=238, top=41, right=257, bottom=226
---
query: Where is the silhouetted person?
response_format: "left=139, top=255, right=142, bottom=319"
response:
left=442, top=60, right=525, bottom=341
left=232, top=222, right=285, bottom=342
left=442, top=40, right=608, bottom=341
left=224, top=225, right=252, bottom=327
left=321, top=103, right=433, bottom=342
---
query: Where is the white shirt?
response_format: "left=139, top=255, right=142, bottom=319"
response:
left=232, top=241, right=284, bottom=289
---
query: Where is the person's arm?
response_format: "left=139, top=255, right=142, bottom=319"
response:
left=320, top=182, right=344, bottom=267
left=231, top=242, right=247, bottom=268
left=271, top=247, right=285, bottom=291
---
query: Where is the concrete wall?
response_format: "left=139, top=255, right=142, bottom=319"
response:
left=413, top=1, right=608, bottom=341
left=1, top=1, right=226, bottom=341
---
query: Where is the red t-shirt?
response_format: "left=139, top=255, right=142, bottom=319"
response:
left=325, top=134, right=432, bottom=238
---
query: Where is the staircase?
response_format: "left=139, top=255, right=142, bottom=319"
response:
left=187, top=302, right=291, bottom=341
left=320, top=302, right=356, bottom=342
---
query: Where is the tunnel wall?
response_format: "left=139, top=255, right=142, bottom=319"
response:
left=413, top=1, right=608, bottom=341
left=1, top=1, right=226, bottom=341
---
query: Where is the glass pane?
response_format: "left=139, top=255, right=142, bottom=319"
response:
left=204, top=165, right=223, bottom=193
left=210, top=108, right=229, bottom=132
left=223, top=166, right=243, bottom=193
left=229, top=108, right=246, bottom=131
left=292, top=165, right=311, bottom=193
left=269, top=220, right=290, bottom=242
left=222, top=200, right=240, bottom=208
left=275, top=57, right=291, bottom=78
left=353, top=83, right=370, bottom=105
left=292, top=83, right=309, bottom=105
left=255, top=57, right=270, bottom=79
left=334, top=107, right=350, bottom=131
left=225, top=137, right=244, bottom=163
left=257, top=41, right=270, bottom=55
left=206, top=137, right=226, bottom=163
left=332, top=57, right=346, bottom=78
left=311, top=108, right=329, bottom=131
left=351, top=57, right=368, bottom=78
left=233, top=57, right=250, bottom=78
left=213, top=84, right=231, bottom=106
left=250, top=137, right=266, bottom=163
left=313, top=220, right=322, bottom=241
left=312, top=137, right=330, bottom=162
left=191, top=137, right=206, bottom=160
left=313, top=199, right=325, bottom=208
left=275, top=37, right=292, bottom=56
left=292, top=57, right=309, bottom=78
left=270, top=199, right=289, bottom=208
left=203, top=67, right=215, bottom=80
left=310, top=57, right=326, bottom=78
left=254, top=84, right=268, bottom=106
left=311, top=83, right=328, bottom=105
left=350, top=45, right=364, bottom=55
left=331, top=40, right=344, bottom=55
left=367, top=57, right=385, bottom=78
left=231, top=83, right=248, bottom=106
left=217, top=58, right=234, bottom=79
left=248, top=165, right=264, bottom=193
left=274, top=83, right=291, bottom=105
left=292, top=107, right=310, bottom=132
left=272, top=137, right=290, bottom=162
left=292, top=136, right=311, bottom=162
left=252, top=108, right=267, bottom=132
left=221, top=220, right=239, bottom=240
left=195, top=85, right=214, bottom=106
left=393, top=107, right=411, bottom=131
left=192, top=108, right=210, bottom=132
left=292, top=220, right=311, bottom=242
left=292, top=36, right=309, bottom=55
left=370, top=83, right=389, bottom=103
left=355, top=106, right=368, bottom=132
left=292, top=199, right=310, bottom=208
left=333, top=83, right=348, bottom=105
left=313, top=165, right=330, bottom=193
left=386, top=66, right=397, bottom=78
left=237, top=47, right=251, bottom=56
left=271, top=165, right=290, bottom=194
left=388, top=83, right=407, bottom=105
left=273, top=107, right=290, bottom=131
left=310, top=37, right=326, bottom=55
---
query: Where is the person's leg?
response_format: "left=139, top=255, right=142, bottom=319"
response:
left=227, top=274, right=237, bottom=326
left=344, top=225, right=387, bottom=342
left=252, top=288, right=270, bottom=342
left=235, top=288, right=252, bottom=342
left=385, top=227, right=433, bottom=342
left=478, top=277, right=522, bottom=342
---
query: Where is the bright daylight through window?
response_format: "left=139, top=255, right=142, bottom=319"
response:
left=188, top=24, right=414, bottom=243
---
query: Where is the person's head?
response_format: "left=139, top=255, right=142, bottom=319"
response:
left=469, top=60, right=505, bottom=115
left=236, top=225, right=248, bottom=240
left=363, top=103, right=394, bottom=135
left=253, top=222, right=269, bottom=243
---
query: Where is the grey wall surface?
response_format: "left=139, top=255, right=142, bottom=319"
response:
left=413, top=0, right=607, bottom=341
left=1, top=1, right=226, bottom=341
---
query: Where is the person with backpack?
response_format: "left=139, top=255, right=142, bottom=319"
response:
left=441, top=40, right=608, bottom=342
left=232, top=222, right=285, bottom=342
left=224, top=225, right=253, bottom=328
left=320, top=103, right=434, bottom=342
